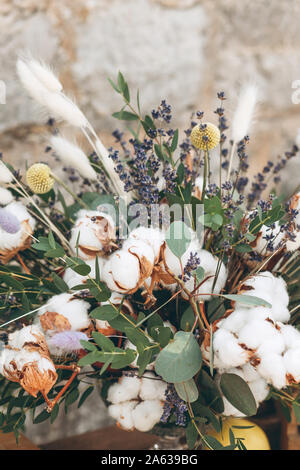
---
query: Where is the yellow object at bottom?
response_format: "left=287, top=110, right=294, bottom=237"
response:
left=206, top=417, right=271, bottom=450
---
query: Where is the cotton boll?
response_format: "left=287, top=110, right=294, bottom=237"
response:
left=132, top=399, right=164, bottom=432
left=107, top=376, right=141, bottom=404
left=139, top=372, right=167, bottom=401
left=218, top=309, right=249, bottom=335
left=122, top=240, right=154, bottom=284
left=128, top=227, right=165, bottom=263
left=238, top=319, right=281, bottom=352
left=213, top=329, right=250, bottom=368
left=248, top=378, right=269, bottom=404
left=286, top=231, right=300, bottom=252
left=8, top=325, right=44, bottom=350
left=254, top=222, right=284, bottom=254
left=0, top=187, right=14, bottom=205
left=108, top=400, right=138, bottom=431
left=283, top=349, right=300, bottom=383
left=63, top=258, right=103, bottom=289
left=0, top=201, right=35, bottom=252
left=102, top=251, right=141, bottom=293
left=257, top=354, right=287, bottom=390
left=186, top=249, right=227, bottom=301
left=242, top=362, right=261, bottom=382
left=239, top=272, right=290, bottom=323
left=279, top=324, right=300, bottom=350
left=37, top=293, right=91, bottom=332
left=70, top=210, right=116, bottom=260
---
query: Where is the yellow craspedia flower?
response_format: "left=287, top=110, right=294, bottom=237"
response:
left=26, top=163, right=54, bottom=194
left=190, top=122, right=220, bottom=150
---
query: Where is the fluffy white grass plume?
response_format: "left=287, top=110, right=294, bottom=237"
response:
left=47, top=331, right=89, bottom=356
left=0, top=161, right=13, bottom=184
left=231, top=83, right=258, bottom=143
left=0, top=187, right=14, bottom=205
left=50, top=136, right=97, bottom=181
left=17, top=58, right=87, bottom=127
left=26, top=58, right=62, bottom=93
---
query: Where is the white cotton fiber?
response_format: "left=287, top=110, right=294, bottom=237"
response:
left=128, top=227, right=165, bottom=263
left=108, top=400, right=138, bottom=431
left=218, top=309, right=249, bottom=335
left=278, top=324, right=300, bottom=351
left=283, top=349, right=300, bottom=383
left=222, top=396, right=246, bottom=418
left=0, top=187, right=14, bottom=206
left=240, top=272, right=290, bottom=322
left=8, top=325, right=43, bottom=350
left=213, top=329, right=249, bottom=368
left=0, top=201, right=36, bottom=251
left=107, top=376, right=141, bottom=404
left=37, top=293, right=91, bottom=331
left=248, top=378, right=269, bottom=404
left=132, top=399, right=164, bottom=432
left=139, top=372, right=167, bottom=401
left=238, top=319, right=281, bottom=351
left=102, top=251, right=140, bottom=293
left=257, top=353, right=287, bottom=390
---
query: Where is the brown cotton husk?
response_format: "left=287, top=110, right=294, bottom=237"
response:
left=39, top=311, right=72, bottom=332
left=19, top=361, right=57, bottom=397
left=0, top=220, right=33, bottom=263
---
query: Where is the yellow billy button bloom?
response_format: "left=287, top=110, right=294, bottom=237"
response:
left=26, top=163, right=54, bottom=194
left=190, top=122, right=220, bottom=150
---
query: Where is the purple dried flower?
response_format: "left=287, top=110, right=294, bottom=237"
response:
left=0, top=208, right=21, bottom=234
left=48, top=331, right=89, bottom=353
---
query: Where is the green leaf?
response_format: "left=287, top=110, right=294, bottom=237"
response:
left=166, top=221, right=192, bottom=259
left=203, top=435, right=224, bottom=450
left=186, top=421, right=198, bottom=449
left=117, top=71, right=129, bottom=101
left=155, top=331, right=202, bottom=383
left=293, top=403, right=300, bottom=423
left=107, top=77, right=121, bottom=94
left=65, top=388, right=79, bottom=409
left=45, top=246, right=65, bottom=258
left=48, top=231, right=56, bottom=249
left=175, top=379, right=199, bottom=403
left=220, top=373, right=257, bottom=416
left=50, top=404, right=59, bottom=424
left=80, top=340, right=97, bottom=352
left=112, top=110, right=138, bottom=121
left=33, top=409, right=50, bottom=424
left=90, top=305, right=119, bottom=321
left=51, top=272, right=69, bottom=293
left=92, top=331, right=115, bottom=351
left=110, top=348, right=136, bottom=369
left=78, top=352, right=101, bottom=367
left=171, top=129, right=179, bottom=152
left=180, top=305, right=195, bottom=331
left=222, top=294, right=272, bottom=308
left=236, top=243, right=253, bottom=253
left=195, top=266, right=205, bottom=283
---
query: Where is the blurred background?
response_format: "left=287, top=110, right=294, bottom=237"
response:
left=1, top=0, right=300, bottom=445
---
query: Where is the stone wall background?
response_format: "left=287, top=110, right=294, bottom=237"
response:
left=1, top=0, right=300, bottom=445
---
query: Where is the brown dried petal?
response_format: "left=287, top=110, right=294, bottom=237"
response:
left=40, top=311, right=71, bottom=332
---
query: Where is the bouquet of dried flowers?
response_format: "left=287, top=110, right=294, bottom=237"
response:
left=0, top=57, right=300, bottom=450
